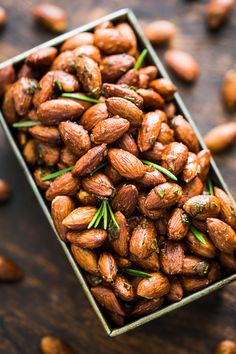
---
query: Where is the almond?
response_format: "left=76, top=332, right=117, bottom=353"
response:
left=171, top=115, right=200, bottom=153
left=138, top=111, right=162, bottom=152
left=214, top=186, right=236, bottom=229
left=59, top=121, right=91, bottom=156
left=98, top=252, right=117, bottom=282
left=23, top=139, right=38, bottom=165
left=91, top=116, right=130, bottom=145
left=130, top=252, right=160, bottom=271
left=145, top=182, right=182, bottom=210
left=158, top=122, right=175, bottom=145
left=82, top=173, right=114, bottom=197
left=91, top=285, right=125, bottom=316
left=80, top=103, right=108, bottom=131
left=149, top=78, right=176, bottom=100
left=144, top=20, right=176, bottom=45
left=219, top=253, right=236, bottom=271
left=61, top=32, right=94, bottom=51
left=160, top=241, right=184, bottom=274
left=186, top=231, right=217, bottom=258
left=100, top=54, right=135, bottom=82
left=116, top=133, right=139, bottom=157
left=138, top=193, right=166, bottom=220
left=53, top=70, right=79, bottom=92
left=105, top=97, right=143, bottom=127
left=72, top=144, right=107, bottom=176
left=137, top=272, right=170, bottom=299
left=0, top=64, right=15, bottom=97
left=164, top=50, right=200, bottom=83
left=13, top=78, right=37, bottom=116
left=2, top=85, right=17, bottom=124
left=130, top=298, right=164, bottom=318
left=26, top=47, right=58, bottom=68
left=51, top=51, right=77, bottom=73
left=117, top=69, right=139, bottom=87
left=60, top=147, right=78, bottom=167
left=204, top=122, right=236, bottom=153
left=109, top=211, right=129, bottom=257
left=197, top=149, right=211, bottom=181
left=108, top=148, right=145, bottom=179
left=167, top=208, right=189, bottom=240
left=166, top=277, right=183, bottom=302
left=141, top=141, right=165, bottom=162
left=129, top=218, right=157, bottom=259
left=46, top=172, right=80, bottom=200
left=116, top=22, right=137, bottom=56
left=0, top=179, right=11, bottom=203
left=111, top=184, right=138, bottom=216
left=113, top=275, right=135, bottom=301
left=75, top=189, right=98, bottom=206
left=38, top=143, right=60, bottom=166
left=181, top=276, right=209, bottom=292
left=33, top=72, right=55, bottom=107
left=71, top=244, right=99, bottom=274
left=31, top=4, right=68, bottom=32
left=40, top=335, right=75, bottom=354
left=94, top=28, right=132, bottom=54
left=161, top=142, right=189, bottom=175
left=207, top=217, right=236, bottom=254
left=0, top=256, right=22, bottom=281
left=73, top=45, right=101, bottom=63
left=51, top=196, right=75, bottom=241
left=182, top=255, right=209, bottom=277
left=76, top=55, right=102, bottom=98
left=102, top=83, right=143, bottom=108
left=103, top=165, right=123, bottom=185
left=37, top=98, right=84, bottom=125
left=0, top=6, right=6, bottom=28
left=136, top=89, right=164, bottom=109
left=222, top=69, right=236, bottom=112
left=207, top=260, right=222, bottom=284
left=183, top=195, right=221, bottom=220
left=139, top=66, right=158, bottom=81
left=62, top=206, right=97, bottom=230
left=206, top=0, right=234, bottom=29
left=29, top=125, right=61, bottom=144
left=180, top=152, right=199, bottom=183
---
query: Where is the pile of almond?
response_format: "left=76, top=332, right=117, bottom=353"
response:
left=1, top=19, right=235, bottom=327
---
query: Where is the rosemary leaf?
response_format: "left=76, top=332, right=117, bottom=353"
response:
left=61, top=92, right=101, bottom=104
left=141, top=160, right=178, bottom=181
left=41, top=166, right=73, bottom=181
left=120, top=268, right=152, bottom=278
left=88, top=203, right=103, bottom=229
left=90, top=161, right=108, bottom=176
left=13, top=121, right=41, bottom=128
left=208, top=177, right=214, bottom=196
left=134, top=49, right=148, bottom=70
left=107, top=202, right=119, bottom=229
left=94, top=202, right=104, bottom=228
left=190, top=225, right=206, bottom=245
left=103, top=200, right=108, bottom=230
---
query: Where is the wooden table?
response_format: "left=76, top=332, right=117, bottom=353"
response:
left=0, top=0, right=235, bottom=353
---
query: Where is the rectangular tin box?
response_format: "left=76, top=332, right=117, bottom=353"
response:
left=0, top=8, right=235, bottom=337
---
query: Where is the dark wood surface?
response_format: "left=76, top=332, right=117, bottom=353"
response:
left=0, top=0, right=236, bottom=353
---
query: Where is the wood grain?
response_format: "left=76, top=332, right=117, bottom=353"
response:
left=0, top=0, right=235, bottom=353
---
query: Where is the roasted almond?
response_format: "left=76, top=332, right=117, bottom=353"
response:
left=161, top=142, right=189, bottom=175
left=38, top=143, right=60, bottom=166
left=13, top=78, right=37, bottom=116
left=72, top=144, right=107, bottom=176
left=76, top=55, right=102, bottom=98
left=51, top=51, right=77, bottom=73
left=117, top=68, right=139, bottom=87
left=2, top=85, right=17, bottom=124
left=100, top=54, right=135, bottom=82
left=116, top=133, right=139, bottom=157
left=182, top=255, right=209, bottom=277
left=0, top=256, right=22, bottom=281
left=104, top=165, right=123, bottom=186
left=40, top=335, right=75, bottom=354
left=59, top=121, right=91, bottom=156
left=144, top=20, right=176, bottom=45
left=137, top=272, right=170, bottom=299
left=111, top=184, right=138, bottom=217
left=94, top=28, right=132, bottom=54
left=164, top=50, right=200, bottom=83
left=197, top=149, right=211, bottom=181
left=108, top=148, right=145, bottom=179
left=79, top=103, right=108, bottom=131
left=130, top=252, right=160, bottom=271
left=136, top=89, right=164, bottom=109
left=138, top=111, right=162, bottom=152
left=149, top=78, right=176, bottom=100
left=61, top=32, right=94, bottom=51
left=160, top=241, right=184, bottom=274
left=34, top=168, right=51, bottom=190
left=62, top=206, right=97, bottom=230
left=138, top=193, right=166, bottom=220
left=204, top=122, right=236, bottom=153
left=207, top=260, right=222, bottom=284
left=0, top=179, right=11, bottom=203
left=46, top=172, right=80, bottom=200
left=130, top=297, right=164, bottom=318
left=23, top=139, right=38, bottom=165
left=214, top=186, right=236, bottom=229
left=76, top=189, right=98, bottom=206
left=183, top=195, right=221, bottom=220
left=29, top=125, right=61, bottom=144
left=171, top=115, right=200, bottom=153
left=116, top=22, right=137, bottom=56
left=0, top=64, right=15, bottom=97
left=82, top=173, right=114, bottom=197
left=26, top=47, right=58, bottom=68
left=206, top=0, right=234, bottom=29
left=166, top=277, right=183, bottom=302
left=222, top=69, right=236, bottom=112
left=91, top=285, right=125, bottom=316
left=105, top=97, right=143, bottom=127
left=141, top=141, right=165, bottom=162
left=181, top=276, right=209, bottom=292
left=53, top=70, right=79, bottom=92
left=145, top=182, right=182, bottom=210
left=180, top=152, right=199, bottom=183
left=98, top=252, right=117, bottom=282
left=33, top=71, right=54, bottom=107
left=139, top=66, right=158, bottom=81
left=31, top=4, right=68, bottom=32
left=73, top=45, right=101, bottom=63
left=137, top=166, right=166, bottom=189
left=37, top=98, right=84, bottom=125
left=51, top=196, right=75, bottom=241
left=91, top=117, right=130, bottom=145
left=207, top=217, right=236, bottom=254
left=71, top=244, right=99, bottom=274
left=158, top=122, right=175, bottom=145
left=129, top=218, right=157, bottom=259
left=219, top=253, right=236, bottom=271
left=102, top=83, right=143, bottom=108
left=167, top=208, right=189, bottom=240
left=113, top=275, right=135, bottom=301
left=186, top=231, right=217, bottom=258
left=109, top=211, right=129, bottom=257
left=214, top=340, right=236, bottom=354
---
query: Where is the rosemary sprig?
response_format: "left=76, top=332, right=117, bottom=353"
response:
left=208, top=177, right=214, bottom=196
left=107, top=201, right=119, bottom=229
left=134, top=49, right=148, bottom=70
left=89, top=161, right=108, bottom=176
left=190, top=225, right=206, bottom=245
left=13, top=121, right=41, bottom=128
left=42, top=166, right=73, bottom=181
left=61, top=92, right=102, bottom=104
left=120, top=268, right=152, bottom=278
left=141, top=160, right=178, bottom=181
left=87, top=199, right=118, bottom=231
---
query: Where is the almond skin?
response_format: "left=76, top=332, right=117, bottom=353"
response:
left=144, top=20, right=176, bottom=45
left=207, top=217, right=236, bottom=254
left=100, top=54, right=135, bottom=82
left=102, top=83, right=143, bottom=108
left=61, top=32, right=94, bottom=51
left=138, top=111, right=162, bottom=152
left=91, top=285, right=125, bottom=316
left=98, top=252, right=117, bottom=282
left=76, top=55, right=102, bottom=98
left=171, top=115, right=200, bottom=153
left=160, top=241, right=184, bottom=274
left=59, top=121, right=91, bottom=156
left=164, top=50, right=200, bottom=83
left=31, top=4, right=68, bottom=32
left=167, top=208, right=189, bottom=240
left=214, top=186, right=236, bottom=229
left=45, top=172, right=80, bottom=201
left=197, top=149, right=211, bottom=181
left=161, top=142, right=189, bottom=176
left=40, top=335, right=75, bottom=354
left=37, top=98, right=84, bottom=125
left=204, top=122, right=236, bottom=153
left=183, top=195, right=221, bottom=220
left=26, top=47, right=58, bottom=68
left=137, top=272, right=170, bottom=299
left=129, top=218, right=157, bottom=259
left=91, top=117, right=130, bottom=145
left=0, top=256, right=22, bottom=281
left=71, top=244, right=99, bottom=274
left=130, top=297, right=164, bottom=318
left=108, top=148, right=145, bottom=179
left=149, top=78, right=176, bottom=100
left=82, top=173, right=114, bottom=197
left=111, top=184, right=138, bottom=217
left=145, top=182, right=182, bottom=210
left=113, top=275, right=135, bottom=301
left=94, top=28, right=132, bottom=55
left=29, top=125, right=61, bottom=144
left=105, top=97, right=143, bottom=127
left=186, top=231, right=217, bottom=258
left=79, top=103, right=108, bottom=131
left=0, top=64, right=15, bottom=97
left=51, top=196, right=75, bottom=241
left=116, top=133, right=139, bottom=157
left=180, top=152, right=199, bottom=183
left=222, top=69, right=236, bottom=112
left=109, top=211, right=129, bottom=257
left=62, top=206, right=97, bottom=230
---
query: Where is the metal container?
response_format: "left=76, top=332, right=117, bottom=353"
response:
left=0, top=8, right=235, bottom=337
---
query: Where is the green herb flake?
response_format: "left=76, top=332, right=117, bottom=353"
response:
left=182, top=214, right=189, bottom=225
left=149, top=136, right=156, bottom=145
left=54, top=79, right=62, bottom=92
left=157, top=188, right=165, bottom=199
left=124, top=96, right=136, bottom=103
left=230, top=205, right=236, bottom=216
left=28, top=81, right=40, bottom=95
